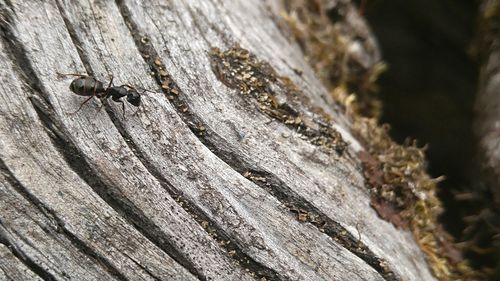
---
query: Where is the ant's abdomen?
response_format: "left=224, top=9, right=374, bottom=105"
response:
left=69, top=77, right=105, bottom=96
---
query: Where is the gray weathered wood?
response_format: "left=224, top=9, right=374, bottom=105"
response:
left=0, top=32, right=200, bottom=281
left=0, top=0, right=436, bottom=280
left=0, top=244, right=42, bottom=281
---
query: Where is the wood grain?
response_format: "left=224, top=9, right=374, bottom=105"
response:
left=0, top=0, right=436, bottom=280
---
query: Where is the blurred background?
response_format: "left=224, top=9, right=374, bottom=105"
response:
left=359, top=0, right=499, bottom=273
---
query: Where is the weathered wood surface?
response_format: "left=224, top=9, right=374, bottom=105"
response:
left=0, top=0, right=435, bottom=280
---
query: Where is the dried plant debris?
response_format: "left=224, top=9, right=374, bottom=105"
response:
left=208, top=42, right=483, bottom=278
left=209, top=45, right=348, bottom=155
left=353, top=117, right=485, bottom=281
left=279, top=0, right=385, bottom=118
left=173, top=197, right=277, bottom=280
left=135, top=35, right=184, bottom=104
left=276, top=0, right=489, bottom=279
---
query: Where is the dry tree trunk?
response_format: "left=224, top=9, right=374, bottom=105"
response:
left=0, top=0, right=463, bottom=280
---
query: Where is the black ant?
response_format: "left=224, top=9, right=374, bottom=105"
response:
left=57, top=72, right=149, bottom=116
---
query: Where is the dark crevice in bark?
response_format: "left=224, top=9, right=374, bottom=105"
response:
left=122, top=252, right=162, bottom=281
left=105, top=104, right=277, bottom=280
left=190, top=121, right=397, bottom=280
left=0, top=160, right=123, bottom=281
left=0, top=228, right=54, bottom=281
left=115, top=2, right=280, bottom=280
left=193, top=137, right=398, bottom=281
left=1, top=4, right=201, bottom=280
left=116, top=1, right=397, bottom=280
left=0, top=7, right=129, bottom=280
left=110, top=99, right=279, bottom=278
left=29, top=86, right=202, bottom=281
left=0, top=223, right=54, bottom=280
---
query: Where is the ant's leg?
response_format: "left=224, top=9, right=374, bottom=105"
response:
left=95, top=98, right=107, bottom=115
left=94, top=104, right=105, bottom=117
left=68, top=96, right=94, bottom=115
left=122, top=84, right=135, bottom=91
left=116, top=99, right=126, bottom=118
left=107, top=75, right=114, bottom=88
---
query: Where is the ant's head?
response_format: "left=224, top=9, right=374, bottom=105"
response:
left=127, top=90, right=141, bottom=106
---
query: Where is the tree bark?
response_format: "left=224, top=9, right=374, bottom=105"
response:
left=0, top=0, right=436, bottom=280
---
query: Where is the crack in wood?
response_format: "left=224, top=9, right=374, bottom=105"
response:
left=29, top=74, right=205, bottom=281
left=121, top=251, right=162, bottom=281
left=1, top=5, right=206, bottom=279
left=114, top=1, right=401, bottom=280
left=105, top=97, right=279, bottom=280
left=0, top=160, right=125, bottom=281
left=115, top=1, right=281, bottom=280
left=114, top=3, right=402, bottom=281
left=0, top=222, right=56, bottom=281
left=242, top=169, right=399, bottom=281
left=208, top=46, right=348, bottom=155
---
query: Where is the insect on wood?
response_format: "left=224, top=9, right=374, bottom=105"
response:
left=57, top=72, right=151, bottom=116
